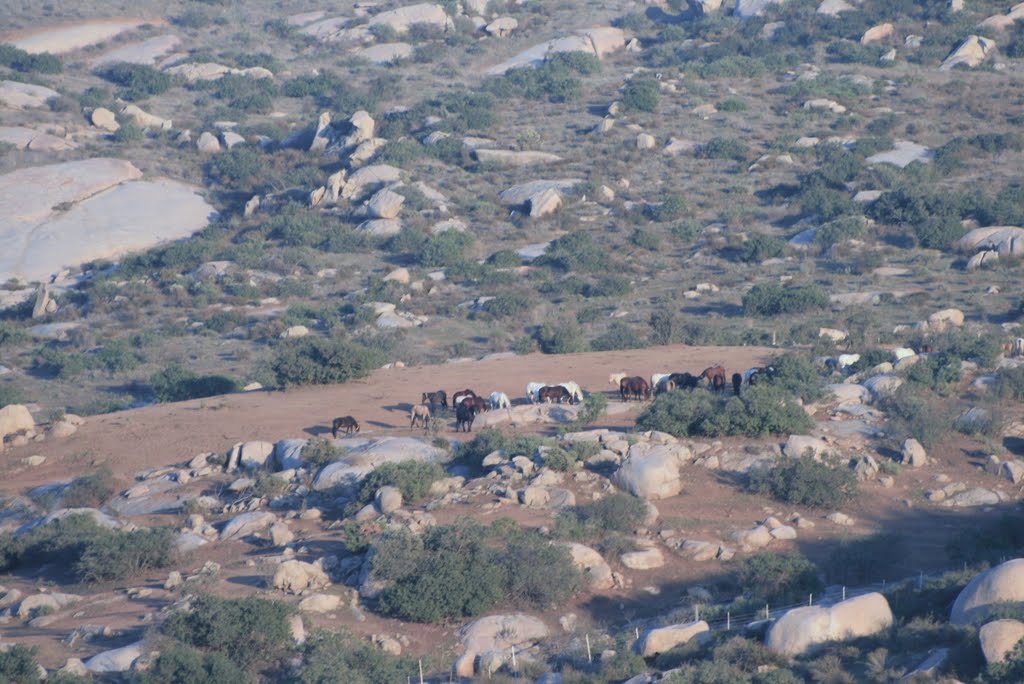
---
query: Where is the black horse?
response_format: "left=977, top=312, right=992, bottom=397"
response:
left=455, top=402, right=478, bottom=432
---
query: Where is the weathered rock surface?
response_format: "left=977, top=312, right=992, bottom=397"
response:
left=941, top=35, right=997, bottom=71
left=460, top=614, right=549, bottom=654
left=353, top=43, right=414, bottom=63
left=220, top=511, right=276, bottom=540
left=952, top=559, right=1024, bottom=625
left=0, top=404, right=35, bottom=444
left=562, top=543, right=614, bottom=590
left=368, top=3, right=451, bottom=35
left=84, top=641, right=145, bottom=673
left=92, top=34, right=182, bottom=68
left=485, top=28, right=625, bottom=75
left=0, top=126, right=75, bottom=151
left=611, top=444, right=692, bottom=500
left=979, top=619, right=1024, bottom=664
left=637, top=621, right=709, bottom=656
left=312, top=437, right=445, bottom=492
left=0, top=80, right=60, bottom=109
left=6, top=19, right=147, bottom=54
left=766, top=593, right=893, bottom=656
left=273, top=560, right=331, bottom=594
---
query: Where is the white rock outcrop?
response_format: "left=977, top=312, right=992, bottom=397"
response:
left=951, top=559, right=1024, bottom=625
left=637, top=621, right=710, bottom=656
left=766, top=593, right=893, bottom=656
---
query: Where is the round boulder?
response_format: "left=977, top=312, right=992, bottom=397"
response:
left=979, top=619, right=1024, bottom=664
left=951, top=558, right=1024, bottom=625
left=637, top=621, right=709, bottom=656
left=766, top=592, right=893, bottom=656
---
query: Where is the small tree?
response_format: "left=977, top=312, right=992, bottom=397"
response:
left=622, top=76, right=660, bottom=112
left=748, top=454, right=859, bottom=508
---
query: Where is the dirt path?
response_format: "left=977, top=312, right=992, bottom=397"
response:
left=0, top=344, right=775, bottom=490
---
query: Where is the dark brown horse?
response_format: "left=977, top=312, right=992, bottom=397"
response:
left=422, top=390, right=448, bottom=410
left=700, top=365, right=727, bottom=393
left=452, top=389, right=477, bottom=406
left=538, top=385, right=572, bottom=404
left=455, top=402, right=478, bottom=432
left=462, top=396, right=489, bottom=413
left=332, top=416, right=360, bottom=437
left=619, top=376, right=650, bottom=401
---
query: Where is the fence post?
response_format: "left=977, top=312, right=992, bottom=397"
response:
left=511, top=646, right=517, bottom=674
left=419, top=660, right=425, bottom=684
left=586, top=634, right=592, bottom=663
left=764, top=604, right=769, bottom=620
left=726, top=612, right=730, bottom=631
left=694, top=606, right=699, bottom=622
left=842, top=586, right=846, bottom=601
left=809, top=593, right=813, bottom=606
left=635, top=627, right=640, bottom=641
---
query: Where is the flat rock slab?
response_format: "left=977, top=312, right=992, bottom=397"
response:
left=866, top=141, right=933, bottom=168
left=5, top=19, right=150, bottom=54
left=0, top=159, right=215, bottom=282
left=353, top=43, right=413, bottom=63
left=0, top=80, right=60, bottom=109
left=0, top=126, right=75, bottom=151
left=485, top=27, right=624, bottom=75
left=92, top=35, right=182, bottom=68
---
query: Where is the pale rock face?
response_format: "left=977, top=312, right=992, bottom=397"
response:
left=84, top=641, right=145, bottom=673
left=298, top=593, right=342, bottom=613
left=611, top=444, right=692, bottom=500
left=0, top=126, right=75, bottom=151
left=979, top=619, right=1024, bottom=664
left=353, top=43, right=414, bottom=64
left=166, top=62, right=274, bottom=82
left=952, top=561, right=1024, bottom=625
left=6, top=19, right=147, bottom=54
left=783, top=435, right=836, bottom=460
left=368, top=3, right=452, bottom=35
left=91, top=35, right=182, bottom=68
left=734, top=0, right=787, bottom=18
left=90, top=107, right=120, bottom=132
left=940, top=35, right=997, bottom=71
left=901, top=439, right=927, bottom=467
left=220, top=511, right=276, bottom=540
left=121, top=104, right=172, bottom=130
left=926, top=308, right=965, bottom=330
left=486, top=17, right=518, bottom=37
left=366, top=188, right=406, bottom=219
left=485, top=27, right=625, bottom=75
left=460, top=614, right=549, bottom=654
left=273, top=560, right=331, bottom=594
left=817, top=0, right=853, bottom=15
left=0, top=404, right=35, bottom=444
left=861, top=23, right=894, bottom=44
left=197, top=131, right=221, bottom=153
left=637, top=621, right=710, bottom=656
left=0, top=80, right=60, bottom=109
left=766, top=593, right=893, bottom=656
left=562, top=542, right=614, bottom=590
left=620, top=547, right=665, bottom=569
left=473, top=149, right=563, bottom=167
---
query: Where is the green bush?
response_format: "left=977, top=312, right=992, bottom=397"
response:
left=100, top=62, right=172, bottom=100
left=583, top=275, right=632, bottom=298
left=636, top=385, right=813, bottom=438
left=269, top=338, right=384, bottom=387
left=151, top=364, right=240, bottom=402
left=538, top=231, right=608, bottom=272
left=302, top=437, right=344, bottom=467
left=136, top=645, right=250, bottom=684
left=700, top=137, right=749, bottom=162
left=590, top=322, right=647, bottom=352
left=0, top=44, right=61, bottom=73
left=205, top=147, right=266, bottom=191
left=882, top=387, right=953, bottom=448
left=372, top=521, right=580, bottom=622
left=0, top=383, right=23, bottom=409
left=62, top=465, right=116, bottom=508
left=419, top=230, right=473, bottom=268
left=534, top=321, right=587, bottom=354
left=768, top=353, right=828, bottom=403
left=990, top=366, right=1024, bottom=401
left=0, top=321, right=27, bottom=346
left=355, top=461, right=446, bottom=505
left=161, top=595, right=295, bottom=672
left=814, top=215, right=866, bottom=247
left=291, top=629, right=415, bottom=684
left=738, top=234, right=786, bottom=263
left=553, top=493, right=648, bottom=542
left=648, top=194, right=688, bottom=223
left=901, top=353, right=961, bottom=391
left=737, top=552, right=824, bottom=606
left=488, top=52, right=600, bottom=103
left=622, top=76, right=660, bottom=112
left=0, top=644, right=42, bottom=683
left=742, top=282, right=829, bottom=317
left=748, top=454, right=859, bottom=508
left=456, top=428, right=545, bottom=471
left=76, top=526, right=176, bottom=583
left=481, top=293, right=534, bottom=318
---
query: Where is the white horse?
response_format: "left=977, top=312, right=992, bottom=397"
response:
left=558, top=381, right=584, bottom=404
left=525, top=382, right=546, bottom=404
left=650, top=373, right=670, bottom=394
left=608, top=372, right=627, bottom=387
left=489, top=391, right=511, bottom=409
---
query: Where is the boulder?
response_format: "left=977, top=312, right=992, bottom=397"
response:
left=529, top=188, right=562, bottom=217
left=353, top=43, right=414, bottom=64
left=952, top=559, right=1024, bottom=625
left=562, top=543, right=614, bottom=590
left=17, top=592, right=78, bottom=618
left=222, top=131, right=245, bottom=149
left=967, top=250, right=1000, bottom=270
left=766, top=593, right=893, bottom=656
left=940, top=35, right=997, bottom=71
left=239, top=441, right=275, bottom=470
left=84, top=641, right=145, bottom=673
left=861, top=373, right=903, bottom=400
left=367, top=3, right=451, bottom=35
left=827, top=383, right=869, bottom=404
left=485, top=17, right=518, bottom=37
left=620, top=547, right=664, bottom=570
left=90, top=107, right=120, bottom=132
left=298, top=593, right=342, bottom=613
left=359, top=218, right=403, bottom=236
left=196, top=131, right=221, bottom=153
left=473, top=149, right=563, bottom=167
left=678, top=540, right=718, bottom=561
left=783, top=435, right=837, bottom=460
left=312, top=437, right=445, bottom=492
left=273, top=559, right=331, bottom=594
left=0, top=80, right=60, bottom=109
left=270, top=522, right=295, bottom=547
left=484, top=28, right=624, bottom=75
left=375, top=485, right=403, bottom=514
left=926, top=308, right=965, bottom=331
left=734, top=0, right=786, bottom=18
left=366, top=188, right=405, bottom=219
left=945, top=487, right=1000, bottom=507
left=636, top=133, right=656, bottom=150
left=861, top=23, right=894, bottom=44
left=121, top=104, right=171, bottom=130
left=611, top=444, right=692, bottom=500
left=220, top=511, right=276, bottom=540
left=166, top=62, right=273, bottom=82
left=637, top=621, right=709, bottom=656
left=901, top=439, right=927, bottom=467
left=460, top=614, right=549, bottom=654
left=0, top=404, right=35, bottom=444
left=865, top=141, right=933, bottom=168
left=979, top=619, right=1024, bottom=664
left=92, top=34, right=182, bottom=68
left=817, top=0, right=853, bottom=15
left=274, top=439, right=309, bottom=470
left=340, top=164, right=402, bottom=200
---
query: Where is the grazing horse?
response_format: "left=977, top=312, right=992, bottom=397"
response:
left=538, top=385, right=572, bottom=404
left=422, top=390, right=448, bottom=410
left=455, top=402, right=477, bottom=432
left=668, top=372, right=700, bottom=390
left=526, top=381, right=547, bottom=404
left=650, top=373, right=670, bottom=395
left=332, top=416, right=360, bottom=438
left=488, top=391, right=511, bottom=409
left=608, top=372, right=628, bottom=387
left=462, top=396, right=489, bottom=413
left=558, top=381, right=584, bottom=404
left=410, top=404, right=431, bottom=429
left=620, top=376, right=650, bottom=401
left=732, top=373, right=742, bottom=396
left=746, top=366, right=777, bottom=386
left=700, top=365, right=727, bottom=393
left=452, top=389, right=477, bottom=406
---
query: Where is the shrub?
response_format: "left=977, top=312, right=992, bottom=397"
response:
left=814, top=215, right=866, bottom=247
left=0, top=321, right=27, bottom=346
left=456, top=428, right=545, bottom=471
left=719, top=97, right=748, bottom=112
left=630, top=228, right=661, bottom=250
left=742, top=282, right=829, bottom=316
left=76, top=526, right=176, bottom=582
left=649, top=194, right=688, bottom=222
left=0, top=383, right=23, bottom=409
left=738, top=234, right=786, bottom=262
left=481, top=293, right=534, bottom=318
left=0, top=44, right=61, bottom=73
left=590, top=322, right=647, bottom=351
left=505, top=532, right=582, bottom=607
left=161, top=595, right=295, bottom=672
left=355, top=461, right=446, bottom=505
left=748, top=454, right=859, bottom=508
left=62, top=465, right=116, bottom=508
left=768, top=353, right=828, bottom=403
left=136, top=645, right=250, bottom=684
left=268, top=207, right=327, bottom=247
left=419, top=230, right=473, bottom=268
left=700, top=137, right=749, bottom=161
left=0, top=644, right=41, bottom=683
left=990, top=366, right=1024, bottom=401
left=488, top=52, right=599, bottom=103
left=205, top=146, right=266, bottom=191
left=302, top=437, right=344, bottom=467
left=737, top=552, right=824, bottom=605
left=100, top=62, right=172, bottom=100
left=553, top=493, right=649, bottom=542
left=622, top=76, right=660, bottom=112
left=269, top=338, right=385, bottom=387
left=901, top=353, right=961, bottom=392
left=882, top=387, right=953, bottom=448
left=538, top=231, right=608, bottom=272
left=97, top=339, right=144, bottom=373
left=636, top=385, right=813, bottom=438
left=150, top=364, right=240, bottom=402
left=534, top=321, right=587, bottom=354
left=291, top=629, right=414, bottom=684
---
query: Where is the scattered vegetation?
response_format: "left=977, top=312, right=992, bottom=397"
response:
left=748, top=454, right=859, bottom=508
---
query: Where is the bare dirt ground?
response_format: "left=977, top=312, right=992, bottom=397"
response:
left=0, top=343, right=1020, bottom=670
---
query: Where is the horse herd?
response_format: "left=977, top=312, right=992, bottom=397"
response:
left=328, top=365, right=778, bottom=436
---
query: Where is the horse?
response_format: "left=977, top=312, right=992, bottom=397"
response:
left=538, top=385, right=572, bottom=404
left=620, top=376, right=650, bottom=401
left=608, top=372, right=628, bottom=387
left=558, top=381, right=583, bottom=404
left=462, top=396, right=489, bottom=413
left=455, top=402, right=477, bottom=432
left=667, top=372, right=700, bottom=390
left=746, top=366, right=777, bottom=386
left=650, top=373, right=670, bottom=395
left=422, top=390, right=448, bottom=410
left=488, top=391, right=511, bottom=409
left=332, top=416, right=360, bottom=438
left=732, top=373, right=742, bottom=396
left=410, top=404, right=431, bottom=429
left=700, top=365, right=727, bottom=393
left=525, top=382, right=547, bottom=404
left=452, top=389, right=477, bottom=406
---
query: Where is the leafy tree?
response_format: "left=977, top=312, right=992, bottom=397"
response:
left=150, top=364, right=240, bottom=402
left=737, top=552, right=824, bottom=605
left=100, top=62, right=172, bottom=100
left=268, top=338, right=384, bottom=387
